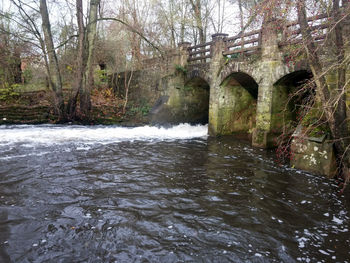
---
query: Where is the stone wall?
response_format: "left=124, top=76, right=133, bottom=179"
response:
left=111, top=49, right=211, bottom=125
left=291, top=137, right=337, bottom=178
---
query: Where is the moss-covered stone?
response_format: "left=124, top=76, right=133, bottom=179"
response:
left=291, top=138, right=337, bottom=178
left=270, top=84, right=294, bottom=132
left=150, top=74, right=210, bottom=124
left=214, top=77, right=256, bottom=135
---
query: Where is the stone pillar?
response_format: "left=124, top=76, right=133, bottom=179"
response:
left=210, top=33, right=229, bottom=55
left=261, top=18, right=282, bottom=60
left=253, top=19, right=283, bottom=148
left=162, top=42, right=192, bottom=119
left=208, top=33, right=228, bottom=135
left=177, top=42, right=192, bottom=68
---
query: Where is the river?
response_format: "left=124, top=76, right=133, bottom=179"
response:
left=0, top=124, right=349, bottom=262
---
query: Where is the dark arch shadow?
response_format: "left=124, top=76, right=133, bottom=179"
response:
left=275, top=70, right=312, bottom=89
left=271, top=70, right=314, bottom=132
left=183, top=77, right=210, bottom=124
left=185, top=76, right=210, bottom=91
left=225, top=72, right=259, bottom=99
left=150, top=76, right=210, bottom=125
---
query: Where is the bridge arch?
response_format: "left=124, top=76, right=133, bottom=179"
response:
left=214, top=71, right=259, bottom=137
left=186, top=67, right=211, bottom=86
left=219, top=61, right=261, bottom=86
left=181, top=76, right=210, bottom=124
left=271, top=70, right=314, bottom=132
left=272, top=60, right=310, bottom=85
left=149, top=75, right=210, bottom=125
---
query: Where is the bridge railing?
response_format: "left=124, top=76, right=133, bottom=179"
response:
left=187, top=42, right=212, bottom=63
left=185, top=12, right=332, bottom=64
left=187, top=29, right=262, bottom=64
left=279, top=13, right=330, bottom=46
left=223, top=29, right=262, bottom=56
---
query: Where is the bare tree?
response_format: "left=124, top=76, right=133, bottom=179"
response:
left=40, top=0, right=64, bottom=120
left=296, top=0, right=350, bottom=184
left=189, top=0, right=206, bottom=44
left=67, top=0, right=85, bottom=119
left=0, top=12, right=23, bottom=86
left=80, top=0, right=100, bottom=118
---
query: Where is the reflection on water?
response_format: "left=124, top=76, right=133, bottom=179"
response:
left=0, top=124, right=349, bottom=262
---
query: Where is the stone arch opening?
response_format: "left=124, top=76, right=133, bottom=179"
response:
left=216, top=72, right=258, bottom=136
left=181, top=77, right=210, bottom=124
left=271, top=70, right=314, bottom=132
left=149, top=76, right=209, bottom=125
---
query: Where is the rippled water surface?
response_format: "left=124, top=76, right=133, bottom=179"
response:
left=0, top=124, right=349, bottom=263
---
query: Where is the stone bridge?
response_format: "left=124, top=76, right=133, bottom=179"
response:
left=120, top=13, right=349, bottom=149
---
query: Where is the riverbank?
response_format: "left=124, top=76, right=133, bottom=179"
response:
left=0, top=89, right=150, bottom=126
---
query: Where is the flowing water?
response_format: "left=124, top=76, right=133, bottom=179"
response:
left=0, top=124, right=349, bottom=263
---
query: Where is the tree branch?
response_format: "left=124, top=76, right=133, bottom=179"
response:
left=96, top=17, right=163, bottom=56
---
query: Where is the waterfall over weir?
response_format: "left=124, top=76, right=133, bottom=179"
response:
left=0, top=124, right=208, bottom=146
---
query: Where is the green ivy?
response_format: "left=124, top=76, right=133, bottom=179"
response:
left=0, top=83, right=20, bottom=101
left=301, top=107, right=331, bottom=138
left=96, top=69, right=108, bottom=82
left=175, top=64, right=187, bottom=74
left=224, top=53, right=240, bottom=64
left=128, top=101, right=151, bottom=117
left=22, top=68, right=33, bottom=83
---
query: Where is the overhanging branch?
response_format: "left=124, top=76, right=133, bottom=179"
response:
left=96, top=17, right=164, bottom=57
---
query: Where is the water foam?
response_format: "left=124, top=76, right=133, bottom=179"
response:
left=0, top=124, right=208, bottom=145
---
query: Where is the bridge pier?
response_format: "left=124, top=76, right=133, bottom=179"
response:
left=252, top=78, right=276, bottom=148
left=208, top=33, right=229, bottom=136
left=252, top=18, right=285, bottom=148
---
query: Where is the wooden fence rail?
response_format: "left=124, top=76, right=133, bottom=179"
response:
left=186, top=13, right=331, bottom=63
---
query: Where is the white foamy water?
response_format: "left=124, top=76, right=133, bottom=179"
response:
left=0, top=124, right=208, bottom=145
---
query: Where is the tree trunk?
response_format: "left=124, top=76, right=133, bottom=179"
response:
left=122, top=69, right=133, bottom=114
left=332, top=0, right=347, bottom=142
left=180, top=22, right=185, bottom=43
left=238, top=0, right=245, bottom=50
left=238, top=0, right=244, bottom=33
left=169, top=0, right=176, bottom=47
left=68, top=0, right=85, bottom=119
left=180, top=0, right=187, bottom=43
left=80, top=0, right=100, bottom=118
left=189, top=0, right=205, bottom=44
left=296, top=0, right=350, bottom=180
left=131, top=0, right=142, bottom=65
left=40, top=0, right=65, bottom=121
